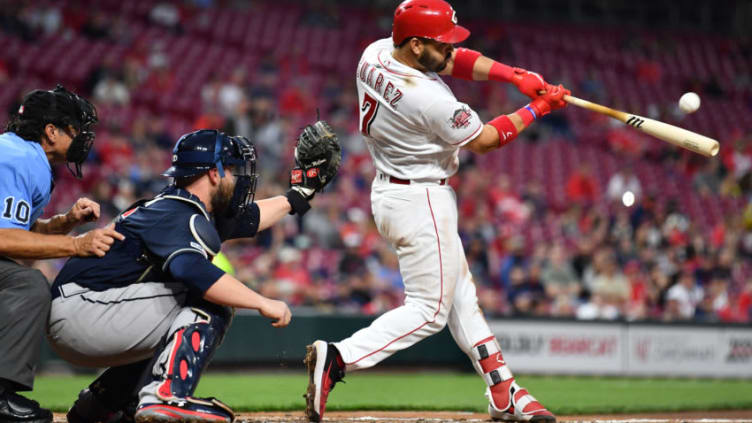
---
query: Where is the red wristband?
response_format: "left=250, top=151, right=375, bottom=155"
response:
left=488, top=115, right=518, bottom=148
left=489, top=61, right=515, bottom=83
left=452, top=48, right=482, bottom=80
left=515, top=105, right=536, bottom=126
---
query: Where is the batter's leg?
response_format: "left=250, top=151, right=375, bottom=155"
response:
left=305, top=186, right=462, bottom=423
left=447, top=240, right=555, bottom=423
left=333, top=186, right=462, bottom=370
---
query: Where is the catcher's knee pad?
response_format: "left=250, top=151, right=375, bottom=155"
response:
left=151, top=306, right=233, bottom=401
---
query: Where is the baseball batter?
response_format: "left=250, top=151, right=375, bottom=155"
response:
left=305, top=1, right=569, bottom=422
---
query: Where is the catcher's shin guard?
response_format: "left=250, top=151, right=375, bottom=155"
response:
left=304, top=340, right=345, bottom=423
left=472, top=337, right=555, bottom=422
left=136, top=305, right=233, bottom=423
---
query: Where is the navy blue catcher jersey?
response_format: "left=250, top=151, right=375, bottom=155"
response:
left=52, top=186, right=222, bottom=294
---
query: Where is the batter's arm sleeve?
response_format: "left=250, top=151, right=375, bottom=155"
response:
left=423, top=99, right=483, bottom=147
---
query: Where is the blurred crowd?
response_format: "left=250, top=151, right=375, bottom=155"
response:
left=2, top=0, right=751, bottom=323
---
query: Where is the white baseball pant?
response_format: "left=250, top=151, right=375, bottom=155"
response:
left=334, top=174, right=494, bottom=370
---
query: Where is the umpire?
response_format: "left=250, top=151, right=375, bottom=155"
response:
left=0, top=86, right=123, bottom=423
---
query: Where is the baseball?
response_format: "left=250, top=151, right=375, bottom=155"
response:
left=679, top=92, right=700, bottom=114
left=622, top=190, right=635, bottom=207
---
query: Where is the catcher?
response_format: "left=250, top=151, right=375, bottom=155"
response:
left=46, top=124, right=341, bottom=423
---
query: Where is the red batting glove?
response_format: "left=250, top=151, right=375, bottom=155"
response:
left=528, top=84, right=570, bottom=117
left=544, top=83, right=570, bottom=109
left=511, top=67, right=547, bottom=99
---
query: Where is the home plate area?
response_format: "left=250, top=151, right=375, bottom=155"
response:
left=53, top=410, right=752, bottom=423
left=232, top=410, right=752, bottom=423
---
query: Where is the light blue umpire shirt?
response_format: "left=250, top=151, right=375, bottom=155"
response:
left=0, top=132, right=53, bottom=230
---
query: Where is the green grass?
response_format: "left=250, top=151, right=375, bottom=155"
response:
left=27, top=372, right=752, bottom=414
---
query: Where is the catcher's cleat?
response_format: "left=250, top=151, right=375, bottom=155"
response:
left=304, top=340, right=345, bottom=422
left=66, top=389, right=134, bottom=423
left=134, top=397, right=233, bottom=423
left=488, top=381, right=555, bottom=422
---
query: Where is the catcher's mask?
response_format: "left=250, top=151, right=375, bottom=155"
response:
left=163, top=129, right=258, bottom=216
left=11, top=84, right=98, bottom=178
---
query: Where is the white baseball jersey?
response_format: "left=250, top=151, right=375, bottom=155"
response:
left=356, top=38, right=483, bottom=180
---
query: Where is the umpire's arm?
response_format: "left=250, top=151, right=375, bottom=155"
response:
left=0, top=228, right=78, bottom=258
left=31, top=197, right=101, bottom=235
left=0, top=225, right=124, bottom=259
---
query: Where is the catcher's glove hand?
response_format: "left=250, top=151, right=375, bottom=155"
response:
left=286, top=120, right=341, bottom=215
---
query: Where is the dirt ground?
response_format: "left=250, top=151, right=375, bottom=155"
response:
left=55, top=410, right=752, bottom=423
left=235, top=410, right=752, bottom=422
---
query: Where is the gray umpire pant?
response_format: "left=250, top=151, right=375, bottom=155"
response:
left=0, top=257, right=51, bottom=391
left=47, top=282, right=189, bottom=368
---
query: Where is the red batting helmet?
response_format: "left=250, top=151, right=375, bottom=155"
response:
left=392, top=0, right=470, bottom=46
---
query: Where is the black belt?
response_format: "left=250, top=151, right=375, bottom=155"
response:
left=383, top=174, right=447, bottom=185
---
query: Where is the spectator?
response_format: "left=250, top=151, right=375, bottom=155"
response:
left=93, top=75, right=130, bottom=106
left=218, top=68, right=247, bottom=118
left=664, top=271, right=703, bottom=320
left=541, top=243, right=581, bottom=302
left=149, top=2, right=182, bottom=33
left=201, top=73, right=223, bottom=114
left=507, top=266, right=545, bottom=316
left=590, top=250, right=630, bottom=314
left=80, top=11, right=111, bottom=40
left=566, top=164, right=599, bottom=205
left=606, top=166, right=642, bottom=204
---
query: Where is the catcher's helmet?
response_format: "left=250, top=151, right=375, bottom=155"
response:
left=164, top=129, right=258, bottom=213
left=392, top=0, right=470, bottom=46
left=7, top=84, right=98, bottom=178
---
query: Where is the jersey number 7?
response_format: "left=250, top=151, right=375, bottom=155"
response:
left=360, top=93, right=380, bottom=136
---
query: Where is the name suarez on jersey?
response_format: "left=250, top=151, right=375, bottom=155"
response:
left=358, top=61, right=403, bottom=108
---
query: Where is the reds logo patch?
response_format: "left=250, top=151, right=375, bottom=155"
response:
left=448, top=107, right=472, bottom=129
left=291, top=169, right=303, bottom=184
left=306, top=168, right=319, bottom=178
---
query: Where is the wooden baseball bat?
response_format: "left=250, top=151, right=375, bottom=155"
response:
left=563, top=94, right=720, bottom=157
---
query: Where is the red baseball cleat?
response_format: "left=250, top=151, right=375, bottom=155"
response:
left=488, top=380, right=555, bottom=422
left=304, top=340, right=345, bottom=422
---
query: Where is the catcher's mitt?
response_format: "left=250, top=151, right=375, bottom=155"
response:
left=290, top=120, right=341, bottom=199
